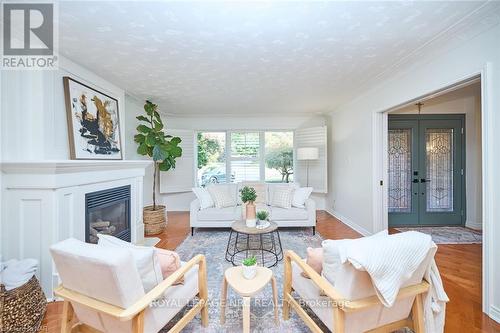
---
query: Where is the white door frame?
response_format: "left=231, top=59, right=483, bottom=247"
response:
left=371, top=64, right=493, bottom=316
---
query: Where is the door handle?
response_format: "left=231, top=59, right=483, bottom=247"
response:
left=412, top=179, right=419, bottom=183
left=420, top=178, right=430, bottom=183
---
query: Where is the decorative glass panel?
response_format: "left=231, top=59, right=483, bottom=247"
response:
left=388, top=129, right=412, bottom=213
left=426, top=128, right=454, bottom=212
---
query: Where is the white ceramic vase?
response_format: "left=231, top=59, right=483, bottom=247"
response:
left=246, top=218, right=256, bottom=228
left=242, top=263, right=257, bottom=279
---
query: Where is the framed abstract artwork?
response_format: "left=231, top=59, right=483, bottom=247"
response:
left=63, top=76, right=123, bottom=160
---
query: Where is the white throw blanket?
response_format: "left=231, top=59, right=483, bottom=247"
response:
left=0, top=259, right=39, bottom=290
left=337, top=231, right=448, bottom=333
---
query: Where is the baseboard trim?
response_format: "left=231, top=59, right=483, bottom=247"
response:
left=465, top=220, right=482, bottom=230
left=490, top=305, right=500, bottom=324
left=325, top=209, right=372, bottom=236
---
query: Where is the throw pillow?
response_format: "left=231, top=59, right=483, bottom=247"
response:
left=97, top=234, right=163, bottom=293
left=192, top=187, right=214, bottom=210
left=271, top=186, right=293, bottom=209
left=207, top=184, right=237, bottom=208
left=155, top=248, right=184, bottom=285
left=267, top=183, right=299, bottom=206
left=301, top=247, right=323, bottom=279
left=292, top=187, right=313, bottom=208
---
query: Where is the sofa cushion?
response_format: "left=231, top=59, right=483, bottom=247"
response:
left=207, top=184, right=238, bottom=208
left=197, top=206, right=240, bottom=221
left=270, top=206, right=308, bottom=221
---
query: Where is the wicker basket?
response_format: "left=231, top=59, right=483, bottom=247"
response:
left=0, top=276, right=47, bottom=333
left=143, top=205, right=167, bottom=236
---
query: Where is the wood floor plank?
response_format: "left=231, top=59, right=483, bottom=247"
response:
left=41, top=211, right=500, bottom=333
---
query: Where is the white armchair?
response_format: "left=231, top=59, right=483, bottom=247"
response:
left=50, top=238, right=208, bottom=333
left=283, top=247, right=436, bottom=333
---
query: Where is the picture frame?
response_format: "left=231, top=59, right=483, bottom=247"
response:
left=63, top=76, right=123, bottom=160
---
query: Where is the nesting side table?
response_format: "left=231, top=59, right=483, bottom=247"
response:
left=220, top=266, right=279, bottom=332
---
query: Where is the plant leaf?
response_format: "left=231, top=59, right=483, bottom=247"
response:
left=158, top=160, right=171, bottom=171
left=137, top=143, right=149, bottom=156
left=152, top=144, right=167, bottom=161
left=136, top=124, right=151, bottom=134
left=136, top=115, right=150, bottom=123
left=170, top=136, right=182, bottom=145
left=145, top=133, right=156, bottom=146
left=153, top=120, right=163, bottom=131
left=134, top=134, right=145, bottom=143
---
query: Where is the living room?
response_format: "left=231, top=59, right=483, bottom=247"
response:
left=1, top=1, right=500, bottom=333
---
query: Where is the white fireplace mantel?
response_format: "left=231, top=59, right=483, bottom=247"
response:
left=1, top=159, right=151, bottom=299
left=2, top=160, right=152, bottom=189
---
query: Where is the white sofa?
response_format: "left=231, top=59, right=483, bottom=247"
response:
left=190, top=182, right=316, bottom=235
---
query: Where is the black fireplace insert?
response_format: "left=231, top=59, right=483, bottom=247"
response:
left=85, top=185, right=131, bottom=243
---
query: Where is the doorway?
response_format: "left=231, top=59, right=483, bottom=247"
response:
left=388, top=114, right=465, bottom=227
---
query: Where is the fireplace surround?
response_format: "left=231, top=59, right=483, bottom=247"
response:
left=1, top=160, right=151, bottom=299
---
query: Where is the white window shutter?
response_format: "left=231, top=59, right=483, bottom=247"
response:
left=295, top=126, right=327, bottom=193
left=160, top=129, right=195, bottom=193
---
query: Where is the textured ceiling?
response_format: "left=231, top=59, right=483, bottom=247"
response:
left=59, top=1, right=498, bottom=116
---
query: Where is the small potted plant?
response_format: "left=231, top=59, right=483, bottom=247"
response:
left=256, top=210, right=269, bottom=222
left=242, top=256, right=257, bottom=279
left=240, top=186, right=257, bottom=227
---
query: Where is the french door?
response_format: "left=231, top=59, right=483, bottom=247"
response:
left=388, top=115, right=465, bottom=226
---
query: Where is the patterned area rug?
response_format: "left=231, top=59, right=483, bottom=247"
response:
left=395, top=226, right=482, bottom=244
left=160, top=228, right=326, bottom=332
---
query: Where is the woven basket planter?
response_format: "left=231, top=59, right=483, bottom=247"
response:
left=0, top=276, right=47, bottom=333
left=143, top=205, right=167, bottom=236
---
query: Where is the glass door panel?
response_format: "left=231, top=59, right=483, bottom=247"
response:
left=418, top=119, right=463, bottom=225
left=388, top=129, right=412, bottom=213
left=425, top=128, right=454, bottom=212
left=388, top=120, right=419, bottom=226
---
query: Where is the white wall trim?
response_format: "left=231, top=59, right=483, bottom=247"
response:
left=325, top=208, right=372, bottom=236
left=465, top=220, right=482, bottom=230
left=490, top=305, right=500, bottom=324
left=481, top=63, right=493, bottom=317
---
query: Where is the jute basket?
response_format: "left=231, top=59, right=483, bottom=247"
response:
left=0, top=276, right=47, bottom=333
left=143, top=205, right=167, bottom=236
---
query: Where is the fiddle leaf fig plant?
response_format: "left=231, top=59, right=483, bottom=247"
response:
left=134, top=101, right=182, bottom=210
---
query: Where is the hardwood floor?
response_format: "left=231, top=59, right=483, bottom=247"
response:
left=41, top=211, right=500, bottom=333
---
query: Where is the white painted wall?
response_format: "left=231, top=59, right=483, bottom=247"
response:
left=327, top=23, right=500, bottom=321
left=124, top=95, right=327, bottom=211
left=392, top=83, right=482, bottom=230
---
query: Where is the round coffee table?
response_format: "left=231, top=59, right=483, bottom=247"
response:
left=225, top=220, right=283, bottom=268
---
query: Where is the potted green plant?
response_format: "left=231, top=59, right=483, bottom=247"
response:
left=134, top=101, right=182, bottom=235
left=256, top=210, right=269, bottom=222
left=242, top=256, right=257, bottom=279
left=240, top=186, right=257, bottom=227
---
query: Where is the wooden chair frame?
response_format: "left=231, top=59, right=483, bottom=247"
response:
left=283, top=250, right=429, bottom=333
left=55, top=254, right=209, bottom=333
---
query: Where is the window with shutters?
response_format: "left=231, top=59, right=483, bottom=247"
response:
left=196, top=131, right=294, bottom=185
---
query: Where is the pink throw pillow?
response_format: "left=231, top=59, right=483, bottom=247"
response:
left=155, top=248, right=183, bottom=285
left=301, top=247, right=323, bottom=279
